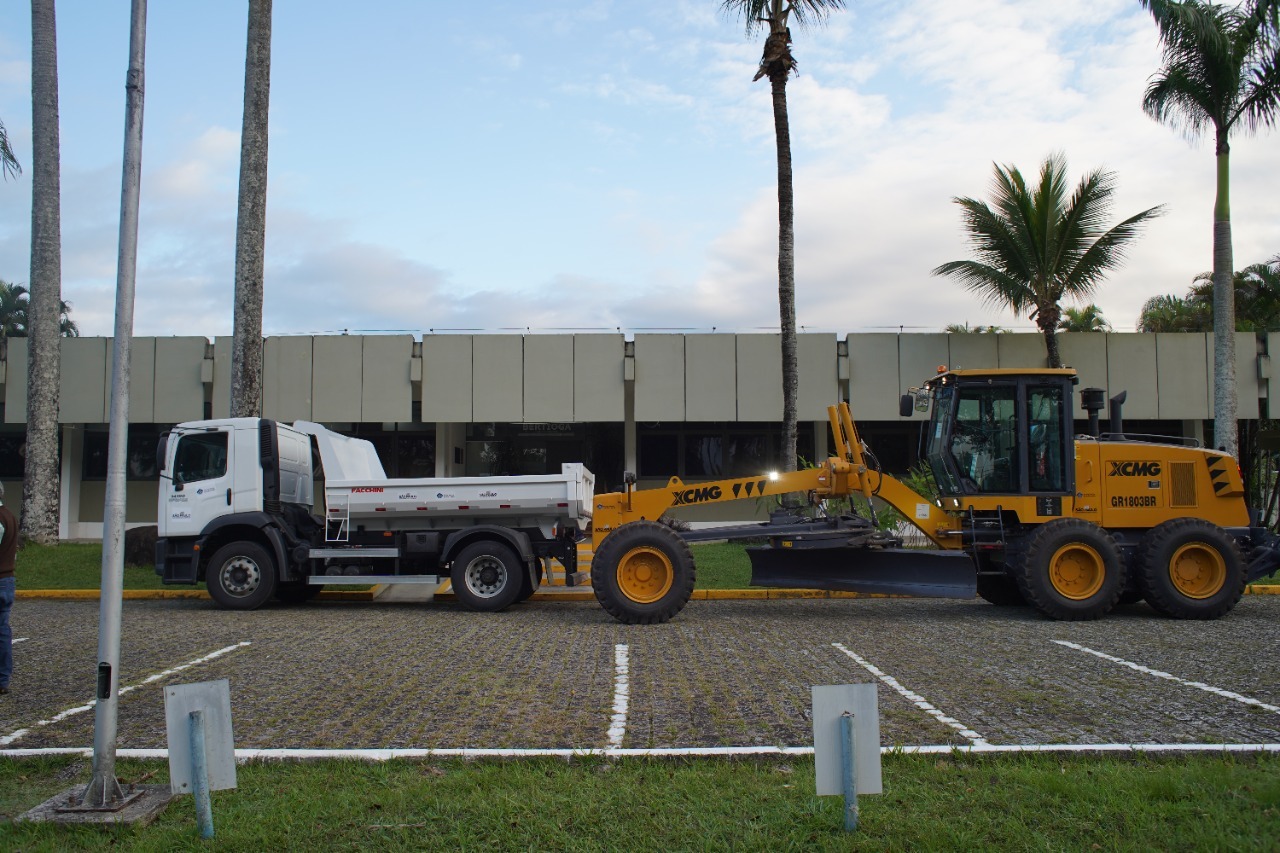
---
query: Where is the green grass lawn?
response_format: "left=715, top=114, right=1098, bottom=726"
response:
left=16, top=542, right=166, bottom=590
left=1, top=752, right=1276, bottom=849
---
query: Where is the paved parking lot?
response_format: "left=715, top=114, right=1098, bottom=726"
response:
left=2, top=595, right=1278, bottom=753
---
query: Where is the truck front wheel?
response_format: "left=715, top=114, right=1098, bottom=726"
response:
left=451, top=541, right=523, bottom=612
left=206, top=541, right=278, bottom=610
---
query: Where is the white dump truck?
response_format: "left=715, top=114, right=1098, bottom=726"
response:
left=154, top=418, right=595, bottom=611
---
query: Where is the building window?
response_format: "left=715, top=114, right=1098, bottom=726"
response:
left=638, top=423, right=814, bottom=479
left=82, top=426, right=162, bottom=481
left=0, top=433, right=25, bottom=479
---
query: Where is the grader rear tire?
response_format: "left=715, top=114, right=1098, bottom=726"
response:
left=592, top=521, right=695, bottom=624
left=975, top=574, right=1026, bottom=606
left=1013, top=519, right=1124, bottom=621
left=1136, top=519, right=1245, bottom=620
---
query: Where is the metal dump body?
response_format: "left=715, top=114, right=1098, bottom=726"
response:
left=320, top=465, right=595, bottom=538
left=288, top=420, right=596, bottom=540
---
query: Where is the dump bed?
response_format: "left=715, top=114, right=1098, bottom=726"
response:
left=323, top=464, right=595, bottom=529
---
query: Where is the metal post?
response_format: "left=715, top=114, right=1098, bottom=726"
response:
left=840, top=712, right=858, bottom=832
left=83, top=0, right=146, bottom=808
left=189, top=710, right=214, bottom=839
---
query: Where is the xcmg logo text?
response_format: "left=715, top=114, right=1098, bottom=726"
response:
left=1108, top=461, right=1162, bottom=477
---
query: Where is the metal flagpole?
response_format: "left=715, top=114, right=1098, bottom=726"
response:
left=82, top=0, right=147, bottom=808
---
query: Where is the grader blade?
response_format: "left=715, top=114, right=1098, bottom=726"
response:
left=747, top=542, right=977, bottom=599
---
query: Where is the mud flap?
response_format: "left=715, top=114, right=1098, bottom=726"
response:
left=747, top=544, right=977, bottom=599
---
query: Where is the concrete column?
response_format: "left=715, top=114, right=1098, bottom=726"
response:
left=58, top=425, right=84, bottom=540
left=1181, top=420, right=1206, bottom=446
left=624, top=380, right=637, bottom=476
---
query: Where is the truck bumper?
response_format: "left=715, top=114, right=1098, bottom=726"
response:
left=156, top=537, right=200, bottom=584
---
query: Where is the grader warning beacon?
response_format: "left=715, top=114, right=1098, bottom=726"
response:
left=588, top=367, right=1280, bottom=624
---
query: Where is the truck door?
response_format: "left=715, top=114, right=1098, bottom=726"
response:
left=164, top=430, right=233, bottom=538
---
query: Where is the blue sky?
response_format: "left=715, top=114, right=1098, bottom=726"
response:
left=0, top=0, right=1277, bottom=337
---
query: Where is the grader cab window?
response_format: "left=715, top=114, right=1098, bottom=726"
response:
left=1027, top=385, right=1067, bottom=493
left=948, top=385, right=1019, bottom=494
left=927, top=375, right=1074, bottom=497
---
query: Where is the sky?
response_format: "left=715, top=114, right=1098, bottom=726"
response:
left=0, top=0, right=1277, bottom=339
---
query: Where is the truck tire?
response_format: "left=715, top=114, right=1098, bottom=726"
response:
left=451, top=541, right=523, bottom=612
left=1012, top=518, right=1123, bottom=621
left=516, top=559, right=545, bottom=603
left=274, top=582, right=321, bottom=605
left=206, top=541, right=278, bottom=610
left=975, top=574, right=1025, bottom=606
left=592, top=521, right=695, bottom=624
left=1136, top=519, right=1245, bottom=620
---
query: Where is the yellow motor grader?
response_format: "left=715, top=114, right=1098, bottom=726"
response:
left=588, top=367, right=1279, bottom=624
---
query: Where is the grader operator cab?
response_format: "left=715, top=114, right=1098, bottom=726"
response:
left=588, top=367, right=1280, bottom=625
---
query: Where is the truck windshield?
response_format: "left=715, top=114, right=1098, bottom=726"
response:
left=173, top=432, right=228, bottom=484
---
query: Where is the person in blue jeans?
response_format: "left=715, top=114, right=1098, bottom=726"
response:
left=0, top=482, right=18, bottom=695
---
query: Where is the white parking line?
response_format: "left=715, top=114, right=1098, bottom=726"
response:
left=0, top=641, right=252, bottom=747
left=12, top=637, right=28, bottom=644
left=607, top=643, right=629, bottom=749
left=1053, top=640, right=1280, bottom=715
left=833, top=642, right=988, bottom=745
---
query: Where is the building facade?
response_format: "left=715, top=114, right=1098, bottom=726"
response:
left=0, top=330, right=1269, bottom=539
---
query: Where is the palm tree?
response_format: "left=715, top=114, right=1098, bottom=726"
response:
left=932, top=153, right=1164, bottom=368
left=24, top=0, right=63, bottom=544
left=230, top=0, right=272, bottom=418
left=943, top=322, right=1007, bottom=333
left=721, top=0, right=845, bottom=473
left=1140, top=0, right=1280, bottom=458
left=1058, top=303, right=1112, bottom=332
left=0, top=117, right=19, bottom=180
left=0, top=279, right=77, bottom=343
left=1137, top=292, right=1211, bottom=332
left=1191, top=254, right=1280, bottom=331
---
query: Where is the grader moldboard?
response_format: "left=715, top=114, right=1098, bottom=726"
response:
left=587, top=368, right=1280, bottom=624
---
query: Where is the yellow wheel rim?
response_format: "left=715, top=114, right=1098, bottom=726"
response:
left=1048, top=542, right=1105, bottom=601
left=617, top=546, right=673, bottom=604
left=1168, top=542, right=1226, bottom=599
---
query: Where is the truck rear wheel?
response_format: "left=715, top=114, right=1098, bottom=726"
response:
left=1136, top=519, right=1245, bottom=619
left=1013, top=519, right=1123, bottom=621
left=592, top=521, right=695, bottom=624
left=451, top=541, right=523, bottom=612
left=206, top=541, right=278, bottom=610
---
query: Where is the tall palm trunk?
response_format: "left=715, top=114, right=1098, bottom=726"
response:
left=23, top=0, right=62, bottom=544
left=230, top=0, right=272, bottom=418
left=1212, top=128, right=1237, bottom=457
left=768, top=70, right=799, bottom=473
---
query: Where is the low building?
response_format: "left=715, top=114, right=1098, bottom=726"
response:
left=0, top=330, right=1269, bottom=540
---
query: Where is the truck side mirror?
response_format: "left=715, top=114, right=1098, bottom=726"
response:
left=899, top=394, right=914, bottom=418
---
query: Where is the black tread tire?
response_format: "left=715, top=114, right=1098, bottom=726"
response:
left=206, top=541, right=278, bottom=610
left=450, top=541, right=524, bottom=612
left=274, top=582, right=321, bottom=605
left=1136, top=519, right=1245, bottom=620
left=1116, top=588, right=1145, bottom=606
left=1013, top=519, right=1124, bottom=621
left=592, top=520, right=695, bottom=624
left=516, top=559, right=545, bottom=603
left=975, top=574, right=1026, bottom=606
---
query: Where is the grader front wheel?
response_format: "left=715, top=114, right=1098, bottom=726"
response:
left=1013, top=519, right=1124, bottom=621
left=592, top=521, right=695, bottom=624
